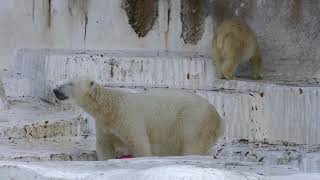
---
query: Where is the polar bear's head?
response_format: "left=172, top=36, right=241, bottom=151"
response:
left=53, top=79, right=97, bottom=105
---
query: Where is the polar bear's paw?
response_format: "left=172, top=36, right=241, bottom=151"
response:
left=117, top=155, right=134, bottom=159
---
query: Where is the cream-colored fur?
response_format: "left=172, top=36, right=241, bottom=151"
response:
left=54, top=80, right=224, bottom=160
left=212, top=19, right=263, bottom=80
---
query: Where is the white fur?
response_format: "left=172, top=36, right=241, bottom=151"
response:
left=54, top=80, right=224, bottom=160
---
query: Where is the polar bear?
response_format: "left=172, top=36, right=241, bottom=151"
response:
left=212, top=19, right=263, bottom=80
left=53, top=79, right=224, bottom=160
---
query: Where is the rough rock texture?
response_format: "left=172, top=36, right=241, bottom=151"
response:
left=0, top=137, right=96, bottom=161
left=180, top=0, right=207, bottom=44
left=122, top=0, right=158, bottom=37
left=212, top=141, right=320, bottom=173
left=0, top=1, right=318, bottom=79
left=241, top=0, right=320, bottom=79
left=0, top=98, right=92, bottom=139
left=207, top=0, right=320, bottom=79
left=67, top=0, right=89, bottom=42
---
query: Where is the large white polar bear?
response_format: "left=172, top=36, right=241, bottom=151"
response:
left=53, top=79, right=224, bottom=160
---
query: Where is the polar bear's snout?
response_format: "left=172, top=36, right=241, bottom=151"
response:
left=53, top=80, right=94, bottom=102
left=53, top=88, right=69, bottom=100
left=53, top=83, right=74, bottom=101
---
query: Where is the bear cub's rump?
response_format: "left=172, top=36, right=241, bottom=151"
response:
left=212, top=19, right=263, bottom=80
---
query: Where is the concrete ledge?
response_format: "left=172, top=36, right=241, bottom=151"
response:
left=14, top=49, right=215, bottom=100
left=195, top=85, right=320, bottom=144
left=0, top=156, right=319, bottom=180
left=15, top=49, right=320, bottom=91
left=0, top=137, right=96, bottom=161
left=1, top=136, right=320, bottom=173
left=0, top=98, right=93, bottom=139
left=213, top=141, right=320, bottom=173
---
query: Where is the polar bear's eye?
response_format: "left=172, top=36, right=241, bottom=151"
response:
left=90, top=81, right=94, bottom=86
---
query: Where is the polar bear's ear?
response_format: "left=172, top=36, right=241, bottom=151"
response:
left=90, top=81, right=94, bottom=87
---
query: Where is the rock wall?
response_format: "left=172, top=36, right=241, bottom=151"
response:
left=0, top=0, right=319, bottom=78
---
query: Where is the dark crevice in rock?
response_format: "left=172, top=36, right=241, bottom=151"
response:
left=48, top=0, right=52, bottom=28
left=181, top=0, right=208, bottom=45
left=122, top=0, right=159, bottom=38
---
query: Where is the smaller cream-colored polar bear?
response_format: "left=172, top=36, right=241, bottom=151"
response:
left=53, top=79, right=224, bottom=160
left=212, top=19, right=263, bottom=80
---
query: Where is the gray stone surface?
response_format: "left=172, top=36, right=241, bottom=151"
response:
left=0, top=137, right=96, bottom=161
left=206, top=1, right=320, bottom=79
left=0, top=98, right=91, bottom=139
left=212, top=141, right=320, bottom=173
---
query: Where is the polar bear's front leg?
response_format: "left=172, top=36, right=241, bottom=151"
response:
left=128, top=133, right=152, bottom=157
left=96, top=133, right=116, bottom=160
left=0, top=80, right=9, bottom=111
left=96, top=142, right=115, bottom=160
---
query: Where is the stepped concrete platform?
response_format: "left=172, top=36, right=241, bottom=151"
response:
left=0, top=127, right=320, bottom=173
left=0, top=49, right=318, bottom=178
left=213, top=141, right=320, bottom=173
left=0, top=98, right=319, bottom=177
left=0, top=98, right=96, bottom=161
left=0, top=137, right=96, bottom=161
left=10, top=49, right=320, bottom=145
left=0, top=98, right=92, bottom=139
left=0, top=97, right=319, bottom=174
left=0, top=156, right=319, bottom=180
left=0, top=97, right=319, bottom=172
left=14, top=49, right=320, bottom=92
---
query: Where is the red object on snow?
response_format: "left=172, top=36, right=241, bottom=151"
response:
left=118, top=155, right=133, bottom=159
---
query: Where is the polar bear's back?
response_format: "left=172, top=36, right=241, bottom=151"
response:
left=120, top=88, right=222, bottom=155
left=141, top=88, right=205, bottom=101
left=123, top=89, right=217, bottom=133
left=121, top=88, right=218, bottom=131
left=127, top=88, right=210, bottom=109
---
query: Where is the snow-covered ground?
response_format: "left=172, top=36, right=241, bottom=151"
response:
left=0, top=156, right=320, bottom=180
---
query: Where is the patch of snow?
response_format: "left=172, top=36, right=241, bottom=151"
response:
left=0, top=156, right=320, bottom=180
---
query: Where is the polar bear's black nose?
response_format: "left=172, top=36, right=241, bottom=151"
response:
left=53, top=89, right=69, bottom=100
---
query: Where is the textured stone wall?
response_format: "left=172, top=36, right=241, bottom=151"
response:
left=0, top=0, right=319, bottom=79
left=122, top=0, right=159, bottom=37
